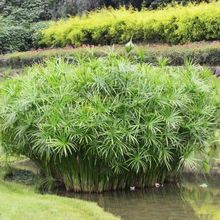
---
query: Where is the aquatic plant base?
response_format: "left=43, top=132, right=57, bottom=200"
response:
left=40, top=160, right=172, bottom=192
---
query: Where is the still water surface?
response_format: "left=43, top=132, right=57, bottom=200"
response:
left=63, top=175, right=220, bottom=220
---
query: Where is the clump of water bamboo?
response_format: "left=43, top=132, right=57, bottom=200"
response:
left=0, top=55, right=219, bottom=192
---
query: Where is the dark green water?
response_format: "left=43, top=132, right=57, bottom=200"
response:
left=62, top=175, right=220, bottom=220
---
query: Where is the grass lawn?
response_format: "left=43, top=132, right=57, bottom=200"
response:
left=0, top=169, right=120, bottom=220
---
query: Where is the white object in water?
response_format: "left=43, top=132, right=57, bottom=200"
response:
left=130, top=186, right=135, bottom=191
left=199, top=183, right=208, bottom=188
left=155, top=183, right=160, bottom=188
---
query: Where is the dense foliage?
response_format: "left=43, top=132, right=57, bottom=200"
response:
left=0, top=55, right=219, bottom=192
left=0, top=0, right=53, bottom=53
left=0, top=0, right=52, bottom=23
left=0, top=15, right=48, bottom=54
left=40, top=2, right=220, bottom=47
left=0, top=0, right=210, bottom=21
left=0, top=0, right=102, bottom=22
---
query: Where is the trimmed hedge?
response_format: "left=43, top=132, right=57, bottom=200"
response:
left=40, top=2, right=220, bottom=47
left=1, top=41, right=220, bottom=68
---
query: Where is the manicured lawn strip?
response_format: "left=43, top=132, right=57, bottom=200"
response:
left=0, top=41, right=220, bottom=68
left=0, top=170, right=119, bottom=220
left=0, top=158, right=119, bottom=220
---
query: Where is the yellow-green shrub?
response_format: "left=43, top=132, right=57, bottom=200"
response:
left=40, top=2, right=220, bottom=47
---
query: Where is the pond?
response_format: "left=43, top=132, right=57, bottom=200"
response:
left=61, top=174, right=220, bottom=220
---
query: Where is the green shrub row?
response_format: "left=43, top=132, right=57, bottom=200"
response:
left=0, top=55, right=219, bottom=192
left=0, top=0, right=52, bottom=53
left=40, top=2, right=220, bottom=47
left=0, top=16, right=48, bottom=54
left=0, top=0, right=53, bottom=23
left=1, top=42, right=220, bottom=68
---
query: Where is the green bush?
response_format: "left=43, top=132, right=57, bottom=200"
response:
left=0, top=0, right=102, bottom=22
left=0, top=0, right=53, bottom=22
left=31, top=21, right=50, bottom=48
left=0, top=55, right=219, bottom=192
left=0, top=0, right=52, bottom=53
left=0, top=24, right=31, bottom=53
left=0, top=16, right=49, bottom=53
left=40, top=2, right=220, bottom=47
